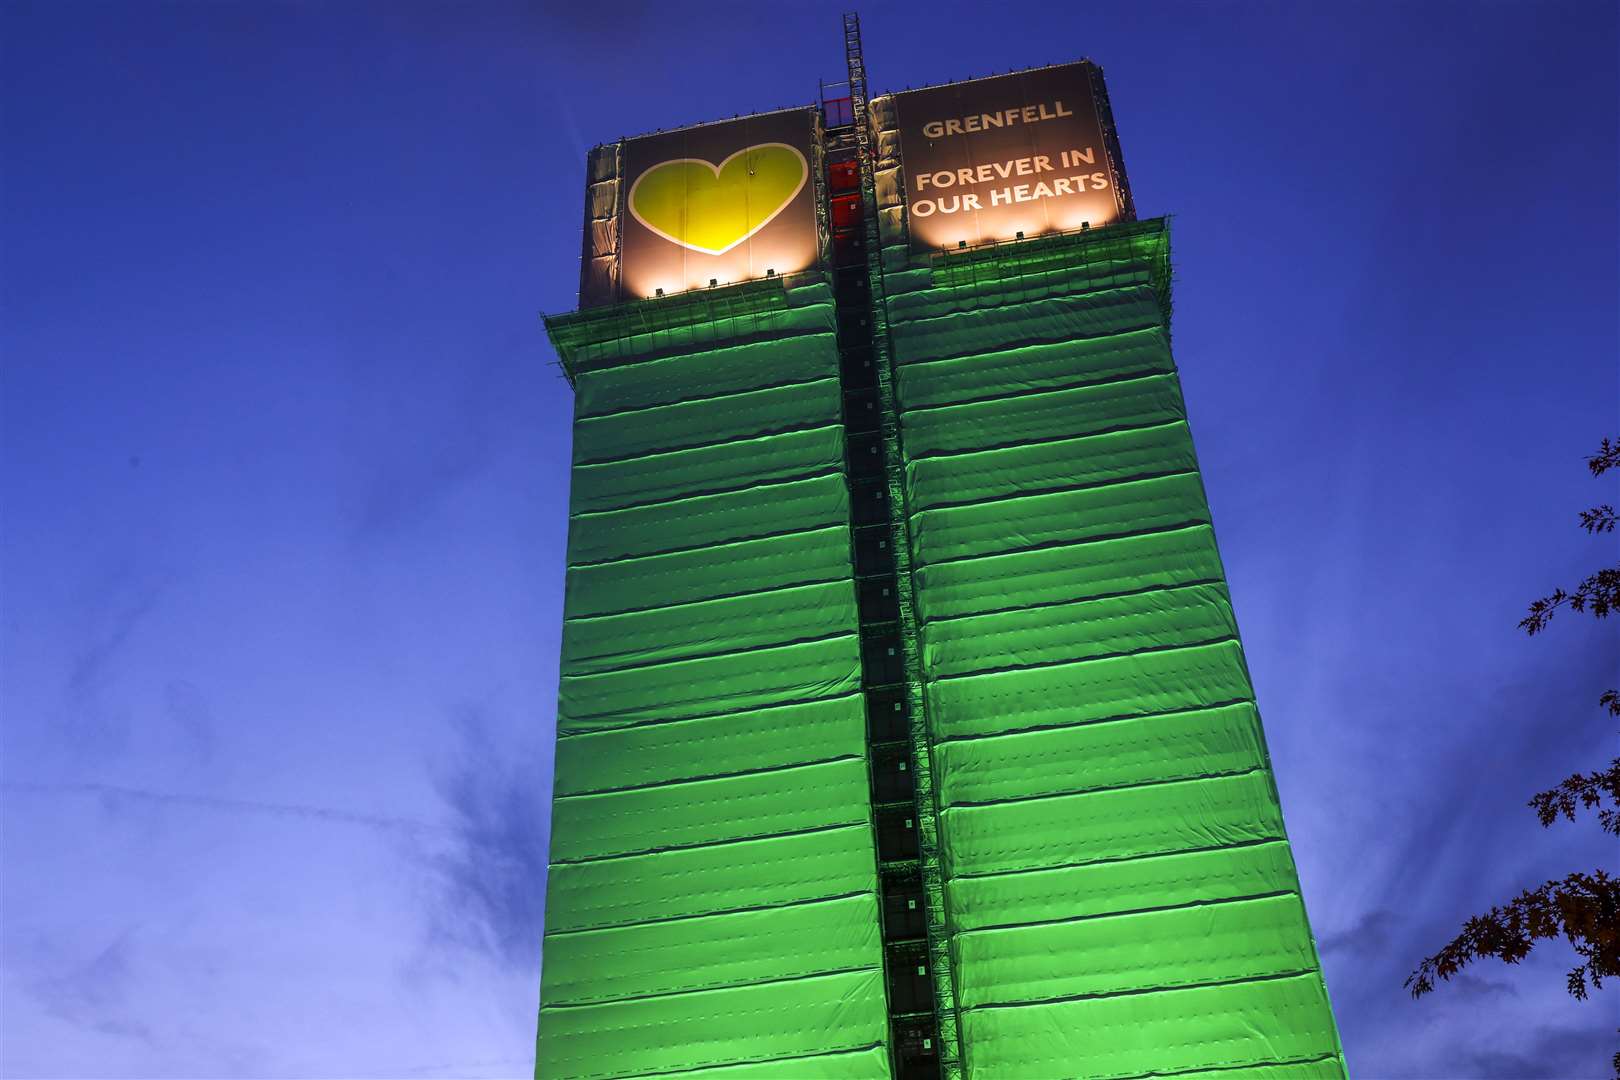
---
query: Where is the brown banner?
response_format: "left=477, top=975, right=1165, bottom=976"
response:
left=891, top=63, right=1125, bottom=250
left=582, top=108, right=821, bottom=308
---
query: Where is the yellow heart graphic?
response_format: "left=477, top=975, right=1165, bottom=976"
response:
left=627, top=143, right=809, bottom=256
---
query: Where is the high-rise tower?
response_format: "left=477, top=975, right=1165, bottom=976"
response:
left=537, top=17, right=1344, bottom=1079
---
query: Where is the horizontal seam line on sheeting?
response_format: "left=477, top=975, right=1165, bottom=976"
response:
left=567, top=324, right=834, bottom=381
left=539, top=962, right=884, bottom=1012
left=570, top=466, right=843, bottom=521
left=927, top=632, right=1240, bottom=685
left=904, top=417, right=1186, bottom=473
left=545, top=889, right=874, bottom=940
left=921, top=577, right=1226, bottom=628
left=949, top=835, right=1287, bottom=883
left=899, top=369, right=1173, bottom=417
left=956, top=887, right=1299, bottom=937
left=568, top=519, right=850, bottom=570
left=905, top=421, right=1189, bottom=465
left=893, top=320, right=1164, bottom=375
left=556, top=690, right=863, bottom=741
left=573, top=456, right=848, bottom=518
left=549, top=820, right=865, bottom=867
left=565, top=524, right=846, bottom=582
left=560, top=629, right=858, bottom=681
left=548, top=1041, right=886, bottom=1080
left=915, top=521, right=1210, bottom=576
left=573, top=416, right=839, bottom=469
left=888, top=281, right=1152, bottom=335
left=920, top=519, right=1213, bottom=570
left=933, top=695, right=1258, bottom=747
left=1106, top=1050, right=1346, bottom=1080
left=555, top=753, right=863, bottom=801
left=574, top=423, right=841, bottom=473
left=577, top=372, right=839, bottom=424
left=907, top=465, right=1200, bottom=516
left=941, top=764, right=1266, bottom=811
left=961, top=967, right=1320, bottom=1013
left=567, top=573, right=853, bottom=623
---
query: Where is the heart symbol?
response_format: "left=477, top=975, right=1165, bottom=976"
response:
left=627, top=143, right=809, bottom=256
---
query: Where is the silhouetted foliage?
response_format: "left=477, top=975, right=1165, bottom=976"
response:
left=1408, top=437, right=1620, bottom=1078
left=1405, top=872, right=1617, bottom=998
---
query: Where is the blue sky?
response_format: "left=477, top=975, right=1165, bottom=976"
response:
left=2, top=2, right=1616, bottom=1077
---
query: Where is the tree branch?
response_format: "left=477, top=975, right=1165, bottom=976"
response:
left=1589, top=437, right=1620, bottom=478
left=1406, top=870, right=1620, bottom=1001
left=1520, top=568, right=1620, bottom=635
left=1531, top=759, right=1620, bottom=835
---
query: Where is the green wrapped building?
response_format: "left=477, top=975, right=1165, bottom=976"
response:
left=537, top=18, right=1343, bottom=1080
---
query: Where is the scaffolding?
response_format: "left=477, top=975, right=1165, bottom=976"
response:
left=880, top=217, right=1345, bottom=1077
left=842, top=11, right=961, bottom=1080
left=534, top=17, right=1345, bottom=1080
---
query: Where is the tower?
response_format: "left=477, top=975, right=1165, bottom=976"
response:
left=536, top=17, right=1344, bottom=1079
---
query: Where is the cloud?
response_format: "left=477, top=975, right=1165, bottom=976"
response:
left=161, top=680, right=215, bottom=764
left=1462, top=1021, right=1618, bottom=1080
left=28, top=928, right=152, bottom=1044
left=1, top=781, right=453, bottom=841
left=1321, top=908, right=1397, bottom=959
left=423, top=704, right=550, bottom=972
left=54, top=571, right=170, bottom=757
left=64, top=580, right=164, bottom=702
left=1318, top=629, right=1618, bottom=1077
left=344, top=339, right=538, bottom=544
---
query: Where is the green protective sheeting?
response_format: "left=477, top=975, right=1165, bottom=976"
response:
left=960, top=973, right=1339, bottom=1078
left=539, top=274, right=892, bottom=1077
left=906, top=421, right=1196, bottom=511
left=901, top=373, right=1185, bottom=458
left=910, top=472, right=1212, bottom=565
left=884, top=221, right=1344, bottom=1077
left=933, top=702, right=1267, bottom=807
left=537, top=968, right=887, bottom=1079
left=544, top=824, right=876, bottom=934
left=549, top=757, right=869, bottom=862
left=940, top=769, right=1286, bottom=878
left=566, top=473, right=849, bottom=565
left=921, top=581, right=1239, bottom=679
left=570, top=426, right=844, bottom=514
left=554, top=694, right=864, bottom=796
left=553, top=278, right=835, bottom=374
left=557, top=633, right=862, bottom=732
left=886, top=288, right=1163, bottom=369
left=573, top=377, right=842, bottom=463
left=543, top=892, right=881, bottom=1006
left=893, top=327, right=1170, bottom=410
left=947, top=839, right=1301, bottom=932
left=927, top=640, right=1255, bottom=740
left=574, top=333, right=838, bottom=417
left=666, top=1044, right=892, bottom=1079
left=537, top=221, right=1343, bottom=1077
left=563, top=526, right=851, bottom=619
left=561, top=580, right=857, bottom=674
left=912, top=524, right=1225, bottom=622
left=953, top=892, right=1321, bottom=1007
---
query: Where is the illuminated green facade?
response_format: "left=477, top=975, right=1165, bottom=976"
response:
left=537, top=218, right=1344, bottom=1078
left=540, top=276, right=890, bottom=1077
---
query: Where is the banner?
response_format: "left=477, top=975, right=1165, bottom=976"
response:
left=890, top=63, right=1128, bottom=250
left=582, top=108, right=821, bottom=307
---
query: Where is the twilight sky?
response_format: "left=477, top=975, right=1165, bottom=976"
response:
left=2, top=2, right=1616, bottom=1078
